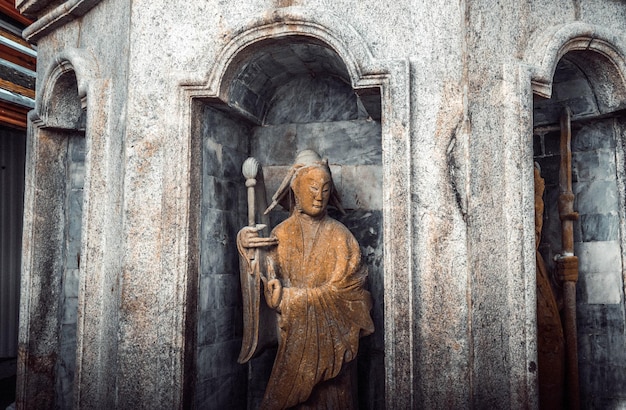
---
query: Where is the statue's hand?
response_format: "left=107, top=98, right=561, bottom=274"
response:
left=260, top=258, right=282, bottom=310
left=265, top=278, right=282, bottom=310
left=238, top=225, right=278, bottom=249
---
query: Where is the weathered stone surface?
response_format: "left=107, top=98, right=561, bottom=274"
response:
left=580, top=213, right=620, bottom=242
left=265, top=75, right=359, bottom=124
left=574, top=180, right=619, bottom=215
left=575, top=241, right=622, bottom=275
left=578, top=270, right=623, bottom=305
left=577, top=304, right=626, bottom=407
left=573, top=150, right=617, bottom=182
left=253, top=120, right=381, bottom=167
left=251, top=125, right=298, bottom=166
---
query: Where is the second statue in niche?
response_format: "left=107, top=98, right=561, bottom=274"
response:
left=237, top=150, right=374, bottom=410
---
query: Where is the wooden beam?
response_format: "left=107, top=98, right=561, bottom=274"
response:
left=0, top=78, right=34, bottom=99
left=0, top=26, right=36, bottom=71
left=558, top=107, right=580, bottom=410
left=0, top=0, right=33, bottom=26
left=0, top=99, right=29, bottom=129
left=0, top=42, right=36, bottom=71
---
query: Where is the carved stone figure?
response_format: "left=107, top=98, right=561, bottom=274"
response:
left=237, top=150, right=374, bottom=409
left=534, top=164, right=565, bottom=409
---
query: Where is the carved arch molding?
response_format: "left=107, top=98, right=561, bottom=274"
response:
left=526, top=22, right=626, bottom=103
left=33, top=47, right=101, bottom=127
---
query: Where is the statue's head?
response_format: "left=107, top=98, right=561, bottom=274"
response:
left=291, top=165, right=332, bottom=217
left=264, top=150, right=345, bottom=216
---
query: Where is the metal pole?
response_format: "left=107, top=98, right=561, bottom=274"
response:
left=558, top=107, right=580, bottom=410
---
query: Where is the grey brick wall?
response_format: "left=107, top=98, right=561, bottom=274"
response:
left=534, top=119, right=626, bottom=408
left=197, top=105, right=249, bottom=410
left=57, top=133, right=85, bottom=408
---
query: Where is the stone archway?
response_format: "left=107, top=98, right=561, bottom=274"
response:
left=192, top=34, right=385, bottom=410
left=531, top=39, right=626, bottom=409
left=174, top=12, right=412, bottom=408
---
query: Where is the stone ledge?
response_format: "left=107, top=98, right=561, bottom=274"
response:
left=19, top=0, right=102, bottom=43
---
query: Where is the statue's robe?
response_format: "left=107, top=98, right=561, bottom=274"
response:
left=536, top=251, right=565, bottom=409
left=261, top=213, right=374, bottom=410
left=534, top=166, right=565, bottom=409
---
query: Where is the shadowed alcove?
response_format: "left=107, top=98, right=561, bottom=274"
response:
left=533, top=49, right=626, bottom=409
left=191, top=36, right=385, bottom=409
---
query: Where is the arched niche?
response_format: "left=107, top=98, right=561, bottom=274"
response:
left=190, top=35, right=385, bottom=409
left=532, top=44, right=626, bottom=409
left=534, top=51, right=626, bottom=126
left=18, top=60, right=86, bottom=408
left=41, top=63, right=86, bottom=130
left=527, top=22, right=626, bottom=101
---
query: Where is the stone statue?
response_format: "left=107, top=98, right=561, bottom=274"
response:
left=237, top=150, right=374, bottom=409
left=534, top=164, right=565, bottom=409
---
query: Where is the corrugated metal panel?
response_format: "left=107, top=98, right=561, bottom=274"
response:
left=0, top=126, right=26, bottom=358
left=0, top=12, right=36, bottom=131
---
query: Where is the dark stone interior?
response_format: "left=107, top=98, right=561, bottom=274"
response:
left=45, top=71, right=86, bottom=131
left=57, top=132, right=85, bottom=409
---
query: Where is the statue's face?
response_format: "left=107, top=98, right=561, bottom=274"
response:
left=294, top=167, right=331, bottom=217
